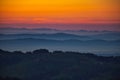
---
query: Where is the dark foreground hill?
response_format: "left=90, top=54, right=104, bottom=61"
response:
left=0, top=49, right=120, bottom=80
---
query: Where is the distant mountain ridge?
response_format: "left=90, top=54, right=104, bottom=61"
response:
left=0, top=27, right=119, bottom=35
left=0, top=38, right=119, bottom=44
left=0, top=32, right=120, bottom=40
left=0, top=27, right=117, bottom=32
left=0, top=33, right=91, bottom=40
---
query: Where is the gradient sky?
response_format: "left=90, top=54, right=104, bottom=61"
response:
left=0, top=0, right=120, bottom=30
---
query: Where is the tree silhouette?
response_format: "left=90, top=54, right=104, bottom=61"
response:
left=32, top=49, right=49, bottom=54
left=0, top=49, right=120, bottom=80
left=0, top=76, right=21, bottom=80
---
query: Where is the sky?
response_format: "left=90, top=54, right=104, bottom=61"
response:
left=0, top=0, right=120, bottom=31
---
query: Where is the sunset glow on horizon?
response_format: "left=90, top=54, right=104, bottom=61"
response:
left=0, top=0, right=120, bottom=30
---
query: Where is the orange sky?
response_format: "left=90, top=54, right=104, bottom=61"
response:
left=0, top=0, right=120, bottom=24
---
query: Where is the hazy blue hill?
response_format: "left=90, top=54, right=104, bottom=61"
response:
left=0, top=49, right=120, bottom=80
left=0, top=31, right=120, bottom=40
left=0, top=33, right=91, bottom=40
left=91, top=32, right=120, bottom=40
left=0, top=38, right=119, bottom=46
left=0, top=38, right=120, bottom=56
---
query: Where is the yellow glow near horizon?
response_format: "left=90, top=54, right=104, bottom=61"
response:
left=0, top=0, right=120, bottom=24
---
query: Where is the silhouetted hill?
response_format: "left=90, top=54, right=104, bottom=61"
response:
left=0, top=49, right=120, bottom=80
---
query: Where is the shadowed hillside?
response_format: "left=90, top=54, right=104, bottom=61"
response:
left=0, top=49, right=120, bottom=80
